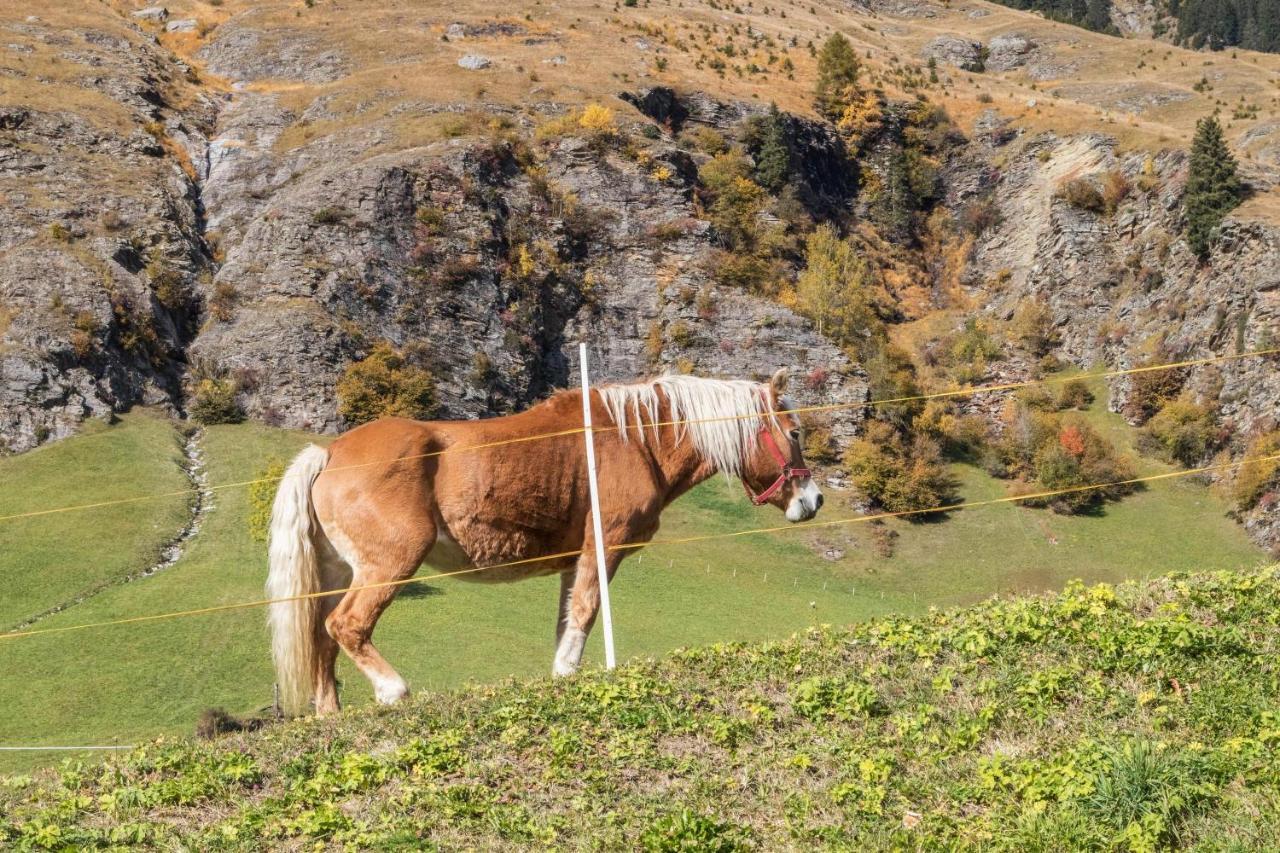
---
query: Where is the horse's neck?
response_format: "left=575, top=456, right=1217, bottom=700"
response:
left=642, top=405, right=720, bottom=503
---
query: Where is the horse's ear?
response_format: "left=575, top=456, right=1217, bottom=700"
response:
left=769, top=368, right=788, bottom=396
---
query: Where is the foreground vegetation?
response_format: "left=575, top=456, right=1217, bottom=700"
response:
left=3, top=566, right=1279, bottom=849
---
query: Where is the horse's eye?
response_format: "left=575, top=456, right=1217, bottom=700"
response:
left=789, top=428, right=802, bottom=443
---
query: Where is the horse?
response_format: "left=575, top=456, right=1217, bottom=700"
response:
left=265, top=369, right=823, bottom=715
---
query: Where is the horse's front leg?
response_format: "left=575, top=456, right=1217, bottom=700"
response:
left=552, top=546, right=621, bottom=677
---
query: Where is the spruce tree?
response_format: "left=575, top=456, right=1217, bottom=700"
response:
left=753, top=103, right=792, bottom=193
left=1184, top=115, right=1243, bottom=258
left=814, top=32, right=861, bottom=120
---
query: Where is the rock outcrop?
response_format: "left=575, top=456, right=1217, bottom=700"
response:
left=0, top=9, right=215, bottom=453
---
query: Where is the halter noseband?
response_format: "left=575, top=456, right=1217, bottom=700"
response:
left=743, top=424, right=811, bottom=506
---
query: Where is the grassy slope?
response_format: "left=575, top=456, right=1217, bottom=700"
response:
left=3, top=566, right=1279, bottom=850
left=0, top=390, right=1266, bottom=773
left=130, top=0, right=1280, bottom=225
left=0, top=411, right=190, bottom=628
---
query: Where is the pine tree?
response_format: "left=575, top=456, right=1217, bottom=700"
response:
left=814, top=32, right=861, bottom=121
left=753, top=103, right=792, bottom=193
left=1184, top=115, right=1243, bottom=258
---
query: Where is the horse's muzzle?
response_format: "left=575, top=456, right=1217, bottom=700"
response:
left=785, top=480, right=824, bottom=522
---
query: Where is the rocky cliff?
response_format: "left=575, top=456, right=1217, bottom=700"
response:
left=949, top=124, right=1280, bottom=548
left=0, top=6, right=870, bottom=454
left=1, top=1, right=1277, bottom=549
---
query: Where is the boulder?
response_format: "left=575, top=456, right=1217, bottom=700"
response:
left=922, top=35, right=984, bottom=72
left=457, top=54, right=491, bottom=71
left=132, top=6, right=168, bottom=22
left=986, top=33, right=1035, bottom=71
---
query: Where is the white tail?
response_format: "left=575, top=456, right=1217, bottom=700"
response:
left=266, top=444, right=330, bottom=715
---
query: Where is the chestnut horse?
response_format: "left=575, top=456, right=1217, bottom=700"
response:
left=266, top=370, right=822, bottom=715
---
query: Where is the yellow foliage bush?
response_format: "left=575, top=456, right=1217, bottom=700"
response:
left=578, top=104, right=617, bottom=136
left=1231, top=431, right=1280, bottom=511
left=336, top=342, right=437, bottom=425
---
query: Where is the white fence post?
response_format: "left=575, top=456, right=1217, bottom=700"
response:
left=578, top=343, right=617, bottom=670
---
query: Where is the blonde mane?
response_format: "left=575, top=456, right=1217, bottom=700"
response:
left=596, top=375, right=779, bottom=477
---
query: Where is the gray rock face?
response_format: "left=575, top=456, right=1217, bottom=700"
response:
left=165, top=18, right=196, bottom=33
left=197, top=25, right=350, bottom=84
left=190, top=92, right=868, bottom=435
left=457, top=54, right=492, bottom=71
left=954, top=133, right=1280, bottom=553
left=132, top=6, right=168, bottom=22
left=986, top=34, right=1034, bottom=71
left=922, top=35, right=984, bottom=72
left=0, top=17, right=214, bottom=453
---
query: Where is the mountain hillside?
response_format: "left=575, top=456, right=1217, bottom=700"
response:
left=3, top=566, right=1279, bottom=849
left=1, top=0, right=1278, bottom=548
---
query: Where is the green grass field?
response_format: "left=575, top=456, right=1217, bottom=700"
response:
left=0, top=384, right=1267, bottom=772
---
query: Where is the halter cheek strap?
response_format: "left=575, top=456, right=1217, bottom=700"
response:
left=743, top=425, right=811, bottom=506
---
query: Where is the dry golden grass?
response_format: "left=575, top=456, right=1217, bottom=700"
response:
left=10, top=0, right=1280, bottom=220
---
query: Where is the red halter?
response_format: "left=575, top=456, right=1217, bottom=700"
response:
left=743, top=425, right=811, bottom=506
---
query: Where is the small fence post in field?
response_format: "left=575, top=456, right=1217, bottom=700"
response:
left=578, top=343, right=617, bottom=670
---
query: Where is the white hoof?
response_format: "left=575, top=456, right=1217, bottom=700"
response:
left=552, top=659, right=579, bottom=678
left=373, top=676, right=409, bottom=705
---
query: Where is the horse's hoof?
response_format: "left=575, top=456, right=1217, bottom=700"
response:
left=374, top=676, right=409, bottom=705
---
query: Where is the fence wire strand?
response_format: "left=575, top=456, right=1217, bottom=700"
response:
left=1, top=452, right=1274, bottom=645
left=0, top=347, right=1274, bottom=525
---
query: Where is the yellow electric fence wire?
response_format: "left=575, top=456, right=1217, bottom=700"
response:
left=1, top=347, right=1274, bottom=525
left=1, top=453, right=1274, bottom=644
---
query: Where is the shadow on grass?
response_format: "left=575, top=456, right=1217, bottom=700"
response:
left=398, top=584, right=444, bottom=600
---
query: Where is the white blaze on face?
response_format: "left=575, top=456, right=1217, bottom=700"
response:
left=786, top=477, right=824, bottom=522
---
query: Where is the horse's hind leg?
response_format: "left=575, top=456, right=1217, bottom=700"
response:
left=312, top=542, right=351, bottom=716
left=324, top=526, right=432, bottom=705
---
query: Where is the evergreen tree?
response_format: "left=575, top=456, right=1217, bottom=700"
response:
left=1184, top=115, right=1243, bottom=258
left=753, top=104, right=792, bottom=193
left=814, top=33, right=861, bottom=120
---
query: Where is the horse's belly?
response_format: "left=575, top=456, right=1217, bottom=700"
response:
left=423, top=528, right=475, bottom=573
left=425, top=525, right=567, bottom=583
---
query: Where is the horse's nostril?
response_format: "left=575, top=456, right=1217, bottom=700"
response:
left=815, top=493, right=824, bottom=509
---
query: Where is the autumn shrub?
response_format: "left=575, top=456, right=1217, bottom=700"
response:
left=147, top=257, right=188, bottom=312
left=1101, top=170, right=1131, bottom=215
left=1010, top=301, right=1057, bottom=356
left=957, top=196, right=1002, bottom=235
left=1123, top=357, right=1187, bottom=423
left=1056, top=379, right=1094, bottom=411
left=1056, top=177, right=1106, bottom=214
left=1137, top=399, right=1219, bottom=467
left=208, top=281, right=238, bottom=322
left=801, top=413, right=838, bottom=464
left=917, top=400, right=988, bottom=460
left=864, top=345, right=924, bottom=429
left=681, top=125, right=728, bottom=155
left=578, top=103, right=618, bottom=146
left=990, top=408, right=1135, bottom=514
left=706, top=174, right=766, bottom=251
left=1230, top=431, right=1280, bottom=511
left=947, top=317, right=1003, bottom=383
left=707, top=250, right=774, bottom=292
left=844, top=420, right=958, bottom=516
left=336, top=342, right=438, bottom=425
left=189, top=378, right=244, bottom=425
left=795, top=224, right=885, bottom=347
left=70, top=310, right=99, bottom=360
